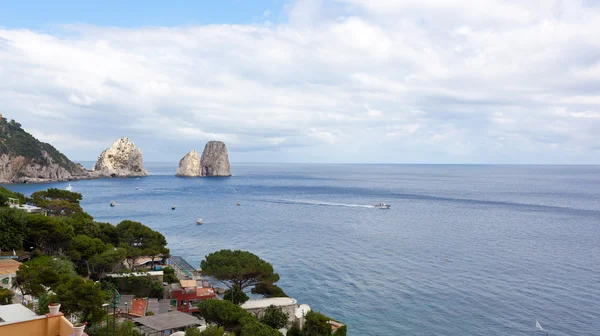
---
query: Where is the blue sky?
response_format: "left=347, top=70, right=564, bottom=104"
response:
left=1, top=0, right=599, bottom=164
left=0, top=0, right=285, bottom=28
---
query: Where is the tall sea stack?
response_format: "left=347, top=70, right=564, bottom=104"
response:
left=176, top=141, right=231, bottom=177
left=176, top=149, right=202, bottom=177
left=92, top=137, right=148, bottom=177
left=201, top=141, right=231, bottom=177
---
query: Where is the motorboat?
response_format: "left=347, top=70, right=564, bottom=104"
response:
left=197, top=218, right=204, bottom=225
left=66, top=184, right=72, bottom=191
left=110, top=201, right=116, bottom=207
left=172, top=205, right=177, bottom=210
left=374, top=203, right=391, bottom=209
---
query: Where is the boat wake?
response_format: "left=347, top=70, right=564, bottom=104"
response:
left=273, top=199, right=375, bottom=208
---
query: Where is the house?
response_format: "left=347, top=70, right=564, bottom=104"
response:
left=7, top=198, right=46, bottom=215
left=0, top=259, right=21, bottom=290
left=168, top=279, right=216, bottom=314
left=0, top=304, right=79, bottom=336
left=241, top=297, right=311, bottom=329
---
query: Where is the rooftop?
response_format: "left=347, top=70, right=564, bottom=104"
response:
left=0, top=304, right=43, bottom=325
left=241, top=297, right=297, bottom=310
left=0, top=259, right=21, bottom=275
left=133, top=310, right=203, bottom=332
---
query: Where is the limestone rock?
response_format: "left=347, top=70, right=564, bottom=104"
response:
left=200, top=141, right=231, bottom=177
left=93, top=137, right=148, bottom=177
left=0, top=118, right=90, bottom=183
left=176, top=149, right=202, bottom=177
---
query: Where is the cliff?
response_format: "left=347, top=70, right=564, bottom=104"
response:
left=176, top=149, right=202, bottom=177
left=92, top=137, right=148, bottom=177
left=0, top=118, right=89, bottom=183
left=200, top=141, right=231, bottom=177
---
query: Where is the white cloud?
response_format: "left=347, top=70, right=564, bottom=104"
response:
left=1, top=0, right=600, bottom=163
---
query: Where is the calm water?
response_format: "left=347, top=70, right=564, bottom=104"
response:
left=6, top=164, right=600, bottom=335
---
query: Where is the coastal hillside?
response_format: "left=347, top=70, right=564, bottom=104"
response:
left=0, top=116, right=88, bottom=183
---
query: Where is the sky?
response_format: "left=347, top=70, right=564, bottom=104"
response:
left=1, top=0, right=599, bottom=164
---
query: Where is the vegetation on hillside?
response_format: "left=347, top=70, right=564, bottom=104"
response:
left=0, top=118, right=83, bottom=172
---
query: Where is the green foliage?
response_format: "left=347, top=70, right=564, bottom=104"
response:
left=36, top=292, right=51, bottom=314
left=107, top=273, right=163, bottom=298
left=239, top=316, right=282, bottom=336
left=0, top=193, right=8, bottom=207
left=223, top=283, right=249, bottom=305
left=163, top=267, right=179, bottom=284
left=29, top=189, right=83, bottom=216
left=287, top=324, right=303, bottom=336
left=260, top=305, right=289, bottom=330
left=304, top=311, right=332, bottom=336
left=0, top=118, right=82, bottom=172
left=116, top=220, right=169, bottom=271
left=197, top=326, right=227, bottom=336
left=0, top=207, right=28, bottom=250
left=26, top=214, right=75, bottom=253
left=252, top=283, right=288, bottom=298
left=197, top=299, right=249, bottom=331
left=185, top=327, right=204, bottom=336
left=86, top=317, right=143, bottom=336
left=0, top=288, right=13, bottom=305
left=200, top=250, right=279, bottom=294
left=52, top=276, right=106, bottom=324
left=0, top=187, right=26, bottom=204
left=14, top=256, right=61, bottom=297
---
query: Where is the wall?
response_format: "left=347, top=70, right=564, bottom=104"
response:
left=0, top=313, right=75, bottom=336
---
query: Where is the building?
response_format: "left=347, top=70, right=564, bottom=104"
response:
left=241, top=297, right=311, bottom=329
left=7, top=198, right=46, bottom=215
left=168, top=279, right=216, bottom=314
left=0, top=304, right=80, bottom=336
left=0, top=259, right=21, bottom=290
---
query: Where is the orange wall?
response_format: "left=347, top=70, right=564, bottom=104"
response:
left=0, top=314, right=74, bottom=336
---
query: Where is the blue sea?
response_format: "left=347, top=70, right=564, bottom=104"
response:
left=5, top=163, right=600, bottom=336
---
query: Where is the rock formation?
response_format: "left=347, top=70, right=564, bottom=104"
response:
left=176, top=141, right=231, bottom=177
left=93, top=137, right=148, bottom=177
left=0, top=118, right=89, bottom=183
left=200, top=141, right=231, bottom=177
left=176, top=149, right=202, bottom=177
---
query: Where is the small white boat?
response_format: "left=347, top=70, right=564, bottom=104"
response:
left=110, top=201, right=116, bottom=207
left=374, top=203, right=391, bottom=209
left=172, top=205, right=177, bottom=210
left=66, top=184, right=72, bottom=191
left=196, top=218, right=204, bottom=225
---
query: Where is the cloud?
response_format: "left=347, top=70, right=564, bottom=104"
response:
left=1, top=0, right=600, bottom=163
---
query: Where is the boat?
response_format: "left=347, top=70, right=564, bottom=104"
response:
left=65, top=184, right=72, bottom=191
left=197, top=218, right=204, bottom=225
left=374, top=203, right=391, bottom=209
left=172, top=205, right=176, bottom=210
left=110, top=201, right=116, bottom=207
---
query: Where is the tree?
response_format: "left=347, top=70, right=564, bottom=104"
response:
left=185, top=327, right=204, bottom=336
left=86, top=317, right=143, bottom=336
left=252, top=283, right=288, bottom=298
left=196, top=326, right=227, bottom=336
left=68, top=235, right=107, bottom=277
left=52, top=276, right=105, bottom=323
left=0, top=288, right=13, bottom=305
left=197, top=299, right=248, bottom=331
left=89, top=246, right=126, bottom=279
left=200, top=250, right=280, bottom=296
left=223, top=284, right=249, bottom=305
left=260, top=305, right=289, bottom=330
left=163, top=267, right=179, bottom=284
left=0, top=193, right=8, bottom=207
left=304, top=311, right=332, bottom=336
left=239, top=316, right=282, bottom=336
left=26, top=215, right=74, bottom=253
left=0, top=207, right=28, bottom=250
left=116, top=220, right=168, bottom=271
left=13, top=256, right=61, bottom=298
left=29, top=188, right=83, bottom=216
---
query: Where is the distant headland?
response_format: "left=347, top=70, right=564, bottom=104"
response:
left=0, top=116, right=231, bottom=183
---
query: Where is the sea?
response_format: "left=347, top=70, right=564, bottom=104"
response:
left=5, top=163, right=600, bottom=336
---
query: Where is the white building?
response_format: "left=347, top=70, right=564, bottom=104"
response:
left=241, top=297, right=311, bottom=329
left=7, top=198, right=46, bottom=215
